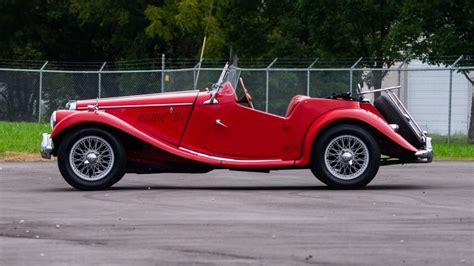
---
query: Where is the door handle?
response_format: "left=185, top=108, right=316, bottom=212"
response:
left=215, top=119, right=228, bottom=128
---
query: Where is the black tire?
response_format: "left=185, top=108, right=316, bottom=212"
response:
left=374, top=95, right=423, bottom=148
left=57, top=128, right=126, bottom=190
left=310, top=124, right=380, bottom=189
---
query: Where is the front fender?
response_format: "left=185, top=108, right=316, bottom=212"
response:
left=295, top=108, right=418, bottom=166
left=51, top=111, right=221, bottom=166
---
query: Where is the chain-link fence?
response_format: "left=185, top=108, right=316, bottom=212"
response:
left=0, top=57, right=472, bottom=143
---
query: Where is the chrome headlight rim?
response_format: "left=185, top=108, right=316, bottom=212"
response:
left=65, top=101, right=76, bottom=110
left=50, top=111, right=57, bottom=129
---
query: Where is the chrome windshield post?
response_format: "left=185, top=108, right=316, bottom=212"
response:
left=204, top=89, right=219, bottom=105
left=204, top=63, right=231, bottom=105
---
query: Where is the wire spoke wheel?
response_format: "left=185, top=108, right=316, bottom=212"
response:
left=69, top=136, right=115, bottom=181
left=324, top=135, right=369, bottom=180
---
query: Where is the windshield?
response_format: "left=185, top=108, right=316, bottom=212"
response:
left=204, top=63, right=241, bottom=105
left=213, top=63, right=241, bottom=91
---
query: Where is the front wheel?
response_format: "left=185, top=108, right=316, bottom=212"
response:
left=57, top=128, right=126, bottom=190
left=310, top=124, right=380, bottom=189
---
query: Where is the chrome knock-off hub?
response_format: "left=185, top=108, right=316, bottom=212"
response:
left=84, top=152, right=98, bottom=165
left=341, top=151, right=353, bottom=163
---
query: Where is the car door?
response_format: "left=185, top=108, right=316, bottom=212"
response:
left=204, top=99, right=287, bottom=159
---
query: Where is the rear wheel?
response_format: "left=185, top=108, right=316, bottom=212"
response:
left=57, top=128, right=126, bottom=190
left=311, top=124, right=380, bottom=189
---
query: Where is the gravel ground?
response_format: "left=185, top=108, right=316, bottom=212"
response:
left=0, top=161, right=473, bottom=265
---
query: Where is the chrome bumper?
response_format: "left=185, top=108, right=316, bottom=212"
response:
left=414, top=136, right=433, bottom=163
left=40, top=133, right=53, bottom=159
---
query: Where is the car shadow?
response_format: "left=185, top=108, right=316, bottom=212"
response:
left=35, top=184, right=431, bottom=192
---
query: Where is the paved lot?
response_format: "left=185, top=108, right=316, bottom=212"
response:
left=0, top=161, right=473, bottom=265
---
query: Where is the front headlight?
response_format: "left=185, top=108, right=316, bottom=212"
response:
left=65, top=101, right=76, bottom=110
left=50, top=111, right=57, bottom=129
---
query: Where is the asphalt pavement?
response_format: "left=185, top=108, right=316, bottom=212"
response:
left=0, top=161, right=473, bottom=265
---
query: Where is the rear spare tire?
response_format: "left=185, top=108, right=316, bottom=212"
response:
left=374, top=95, right=423, bottom=148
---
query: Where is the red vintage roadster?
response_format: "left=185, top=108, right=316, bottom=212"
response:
left=41, top=64, right=432, bottom=190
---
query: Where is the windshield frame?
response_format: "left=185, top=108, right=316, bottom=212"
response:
left=212, top=63, right=241, bottom=91
left=205, top=63, right=241, bottom=104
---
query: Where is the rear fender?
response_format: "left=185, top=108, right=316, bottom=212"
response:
left=296, top=108, right=418, bottom=166
left=51, top=111, right=220, bottom=166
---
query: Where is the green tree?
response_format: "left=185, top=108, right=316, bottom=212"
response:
left=220, top=0, right=310, bottom=60
left=0, top=0, right=77, bottom=120
left=69, top=0, right=156, bottom=61
left=299, top=0, right=409, bottom=93
left=144, top=0, right=225, bottom=59
left=393, top=0, right=474, bottom=142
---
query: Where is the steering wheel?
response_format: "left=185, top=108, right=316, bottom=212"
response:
left=237, top=78, right=254, bottom=109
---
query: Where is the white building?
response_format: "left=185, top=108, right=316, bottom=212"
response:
left=378, top=60, right=472, bottom=134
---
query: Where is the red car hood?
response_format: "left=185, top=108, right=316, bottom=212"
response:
left=74, top=90, right=199, bottom=110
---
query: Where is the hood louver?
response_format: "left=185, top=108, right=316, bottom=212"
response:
left=137, top=111, right=186, bottom=123
left=137, top=112, right=167, bottom=123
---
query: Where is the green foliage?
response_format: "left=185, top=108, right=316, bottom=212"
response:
left=145, top=0, right=225, bottom=58
left=299, top=0, right=406, bottom=64
left=0, top=0, right=68, bottom=60
left=393, top=0, right=474, bottom=66
left=2, top=1, right=472, bottom=63
left=68, top=0, right=156, bottom=60
left=220, top=0, right=310, bottom=59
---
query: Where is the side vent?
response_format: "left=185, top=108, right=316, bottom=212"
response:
left=137, top=112, right=167, bottom=123
left=173, top=111, right=186, bottom=121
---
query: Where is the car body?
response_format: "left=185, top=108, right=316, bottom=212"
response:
left=41, top=64, right=432, bottom=190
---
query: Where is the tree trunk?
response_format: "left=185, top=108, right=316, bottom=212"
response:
left=463, top=72, right=474, bottom=144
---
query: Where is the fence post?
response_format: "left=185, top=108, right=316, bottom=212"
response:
left=397, top=59, right=407, bottom=99
left=161, top=54, right=165, bottom=93
left=266, top=58, right=278, bottom=113
left=38, top=61, right=48, bottom=123
left=349, top=57, right=363, bottom=94
left=307, top=58, right=319, bottom=96
left=397, top=61, right=405, bottom=86
left=448, top=55, right=464, bottom=143
left=98, top=62, right=106, bottom=98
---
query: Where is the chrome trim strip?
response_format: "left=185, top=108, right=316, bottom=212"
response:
left=88, top=90, right=199, bottom=100
left=359, top=86, right=401, bottom=95
left=179, top=147, right=282, bottom=163
left=77, top=103, right=193, bottom=110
